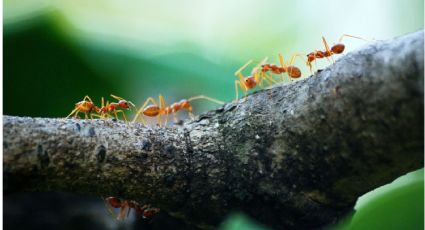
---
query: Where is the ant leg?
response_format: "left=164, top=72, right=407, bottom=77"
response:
left=159, top=95, right=167, bottom=111
left=254, top=67, right=275, bottom=86
left=132, top=97, right=158, bottom=123
left=280, top=53, right=296, bottom=82
left=321, top=37, right=334, bottom=63
left=157, top=114, right=162, bottom=127
left=307, top=60, right=314, bottom=75
left=234, top=80, right=246, bottom=101
left=91, top=113, right=108, bottom=120
left=234, top=60, right=253, bottom=76
left=90, top=113, right=98, bottom=119
left=289, top=53, right=307, bottom=65
left=104, top=199, right=117, bottom=219
left=307, top=51, right=319, bottom=74
left=278, top=53, right=287, bottom=82
left=251, top=57, right=269, bottom=81
left=188, top=111, right=195, bottom=120
left=66, top=108, right=79, bottom=119
left=162, top=112, right=169, bottom=127
left=82, top=95, right=94, bottom=103
left=115, top=110, right=128, bottom=124
left=74, top=111, right=81, bottom=119
left=256, top=57, right=268, bottom=66
left=173, top=113, right=178, bottom=123
left=234, top=60, right=252, bottom=100
left=314, top=51, right=319, bottom=73
left=262, top=72, right=277, bottom=86
left=110, top=94, right=125, bottom=101
left=118, top=206, right=129, bottom=220
left=159, top=95, right=168, bottom=126
left=338, top=34, right=368, bottom=43
left=126, top=206, right=132, bottom=218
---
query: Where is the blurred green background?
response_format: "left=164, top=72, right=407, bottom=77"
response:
left=3, top=0, right=424, bottom=230
left=4, top=0, right=423, bottom=118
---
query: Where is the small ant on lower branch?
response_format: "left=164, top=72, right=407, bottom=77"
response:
left=104, top=197, right=160, bottom=220
left=306, top=34, right=367, bottom=72
left=132, top=95, right=224, bottom=126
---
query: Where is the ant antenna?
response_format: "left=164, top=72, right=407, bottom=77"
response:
left=188, top=95, right=225, bottom=105
left=234, top=60, right=253, bottom=76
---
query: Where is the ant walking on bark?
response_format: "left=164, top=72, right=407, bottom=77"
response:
left=306, top=34, right=367, bottom=72
left=234, top=57, right=278, bottom=100
left=97, top=94, right=136, bottom=122
left=66, top=95, right=100, bottom=119
left=261, top=53, right=304, bottom=81
left=132, top=95, right=224, bottom=126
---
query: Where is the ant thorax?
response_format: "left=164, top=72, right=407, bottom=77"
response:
left=75, top=101, right=95, bottom=112
left=118, top=100, right=130, bottom=109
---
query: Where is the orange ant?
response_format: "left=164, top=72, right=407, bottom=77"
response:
left=132, top=95, right=224, bottom=126
left=97, top=94, right=136, bottom=122
left=306, top=34, right=367, bottom=72
left=66, top=95, right=100, bottom=119
left=260, top=53, right=303, bottom=81
left=234, top=57, right=277, bottom=99
left=104, top=197, right=160, bottom=220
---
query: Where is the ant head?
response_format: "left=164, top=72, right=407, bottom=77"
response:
left=245, top=76, right=256, bottom=83
left=244, top=76, right=257, bottom=89
left=307, top=53, right=315, bottom=62
left=118, top=100, right=135, bottom=110
left=179, top=99, right=190, bottom=108
left=118, top=100, right=130, bottom=109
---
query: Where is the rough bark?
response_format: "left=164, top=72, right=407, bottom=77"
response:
left=3, top=31, right=424, bottom=229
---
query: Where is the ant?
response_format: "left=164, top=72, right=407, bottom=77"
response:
left=234, top=57, right=277, bottom=100
left=66, top=95, right=100, bottom=119
left=306, top=34, right=367, bottom=72
left=132, top=95, right=224, bottom=126
left=260, top=53, right=303, bottom=82
left=97, top=94, right=136, bottom=122
left=104, top=197, right=160, bottom=220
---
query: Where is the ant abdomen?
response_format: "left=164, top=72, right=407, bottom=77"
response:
left=331, top=44, right=345, bottom=54
left=287, top=66, right=301, bottom=78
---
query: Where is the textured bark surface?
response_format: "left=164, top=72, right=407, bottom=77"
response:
left=3, top=31, right=424, bottom=229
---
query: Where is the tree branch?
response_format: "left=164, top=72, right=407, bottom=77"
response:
left=3, top=31, right=424, bottom=229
